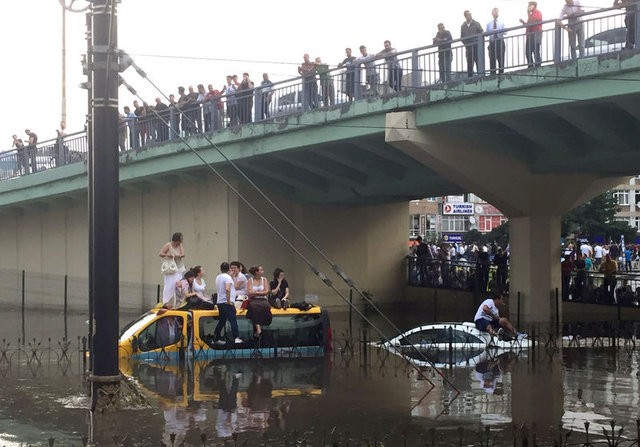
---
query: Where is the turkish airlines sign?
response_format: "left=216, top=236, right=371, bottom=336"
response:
left=443, top=202, right=473, bottom=215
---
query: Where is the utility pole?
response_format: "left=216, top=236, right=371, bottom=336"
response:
left=88, top=0, right=120, bottom=412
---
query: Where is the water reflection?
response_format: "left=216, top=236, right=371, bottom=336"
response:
left=124, top=357, right=328, bottom=442
left=1, top=308, right=639, bottom=445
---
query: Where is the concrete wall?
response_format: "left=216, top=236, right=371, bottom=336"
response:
left=0, top=177, right=409, bottom=311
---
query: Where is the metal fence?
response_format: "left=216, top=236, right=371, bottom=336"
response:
left=407, top=255, right=640, bottom=309
left=0, top=269, right=161, bottom=339
left=9, top=421, right=639, bottom=447
left=1, top=7, right=635, bottom=180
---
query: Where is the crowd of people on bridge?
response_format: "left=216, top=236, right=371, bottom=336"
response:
left=116, top=39, right=408, bottom=150
left=158, top=232, right=298, bottom=344
left=7, top=0, right=638, bottom=165
left=7, top=122, right=72, bottom=176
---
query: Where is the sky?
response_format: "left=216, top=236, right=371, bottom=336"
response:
left=2, top=0, right=615, bottom=148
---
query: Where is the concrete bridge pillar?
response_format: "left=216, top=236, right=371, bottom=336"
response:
left=386, top=111, right=625, bottom=325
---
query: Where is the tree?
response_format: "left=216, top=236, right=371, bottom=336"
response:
left=562, top=191, right=637, bottom=242
left=464, top=222, right=509, bottom=248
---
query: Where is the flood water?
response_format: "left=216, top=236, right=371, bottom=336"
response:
left=0, top=307, right=638, bottom=446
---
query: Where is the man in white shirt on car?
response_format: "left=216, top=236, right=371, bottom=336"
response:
left=474, top=293, right=517, bottom=339
left=213, top=262, right=243, bottom=345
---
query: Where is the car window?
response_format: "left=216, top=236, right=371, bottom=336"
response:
left=400, top=328, right=483, bottom=345
left=279, top=92, right=297, bottom=106
left=137, top=316, right=183, bottom=352
left=586, top=28, right=627, bottom=47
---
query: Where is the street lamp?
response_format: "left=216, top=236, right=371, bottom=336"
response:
left=58, top=0, right=90, bottom=127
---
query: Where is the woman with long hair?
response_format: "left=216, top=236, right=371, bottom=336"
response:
left=185, top=265, right=215, bottom=310
left=158, top=232, right=186, bottom=308
left=246, top=265, right=272, bottom=338
left=269, top=267, right=290, bottom=309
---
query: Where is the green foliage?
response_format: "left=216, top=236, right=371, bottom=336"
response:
left=463, top=222, right=509, bottom=248
left=562, top=191, right=637, bottom=241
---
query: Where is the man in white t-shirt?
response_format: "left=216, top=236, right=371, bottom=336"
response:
left=580, top=242, right=592, bottom=258
left=593, top=244, right=603, bottom=267
left=213, top=262, right=243, bottom=344
left=474, top=293, right=517, bottom=339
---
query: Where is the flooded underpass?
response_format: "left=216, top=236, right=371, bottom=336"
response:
left=0, top=307, right=638, bottom=446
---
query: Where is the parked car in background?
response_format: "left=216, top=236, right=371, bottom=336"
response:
left=585, top=27, right=627, bottom=56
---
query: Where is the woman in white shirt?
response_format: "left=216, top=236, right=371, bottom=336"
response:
left=246, top=265, right=273, bottom=339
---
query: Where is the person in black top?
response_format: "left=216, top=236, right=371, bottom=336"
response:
left=460, top=10, right=484, bottom=77
left=269, top=267, right=290, bottom=309
left=492, top=247, right=509, bottom=293
left=477, top=248, right=491, bottom=292
left=433, top=23, right=453, bottom=82
left=338, top=48, right=356, bottom=101
left=415, top=236, right=432, bottom=286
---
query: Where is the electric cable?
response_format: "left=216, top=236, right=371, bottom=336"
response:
left=119, top=70, right=458, bottom=397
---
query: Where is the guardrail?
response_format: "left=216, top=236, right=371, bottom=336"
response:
left=407, top=254, right=640, bottom=308
left=2, top=6, right=634, bottom=180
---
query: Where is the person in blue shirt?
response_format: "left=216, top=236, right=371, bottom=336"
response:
left=486, top=8, right=507, bottom=75
left=624, top=247, right=633, bottom=272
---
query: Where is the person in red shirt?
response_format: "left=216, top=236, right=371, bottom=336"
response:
left=520, top=1, right=543, bottom=67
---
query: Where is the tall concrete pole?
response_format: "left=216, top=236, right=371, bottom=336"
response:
left=89, top=0, right=120, bottom=412
left=61, top=6, right=67, bottom=125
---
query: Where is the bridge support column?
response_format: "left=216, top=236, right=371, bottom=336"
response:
left=385, top=111, right=625, bottom=325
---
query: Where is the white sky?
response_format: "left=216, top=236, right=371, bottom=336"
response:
left=1, top=0, right=614, bottom=148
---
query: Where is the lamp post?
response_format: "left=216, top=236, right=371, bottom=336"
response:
left=58, top=0, right=90, bottom=127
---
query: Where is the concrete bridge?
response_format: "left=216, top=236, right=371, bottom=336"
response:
left=2, top=7, right=640, bottom=323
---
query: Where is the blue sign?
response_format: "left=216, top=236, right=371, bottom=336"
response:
left=443, top=233, right=464, bottom=243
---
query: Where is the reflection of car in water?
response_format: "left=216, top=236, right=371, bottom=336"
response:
left=584, top=27, right=627, bottom=56
left=118, top=306, right=331, bottom=362
left=122, top=357, right=329, bottom=437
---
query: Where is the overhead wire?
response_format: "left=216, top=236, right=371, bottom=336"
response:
left=119, top=63, right=461, bottom=397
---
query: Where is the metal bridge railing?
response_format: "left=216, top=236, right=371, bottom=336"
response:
left=1, top=6, right=634, bottom=180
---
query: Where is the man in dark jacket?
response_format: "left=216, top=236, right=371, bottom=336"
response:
left=461, top=10, right=484, bottom=77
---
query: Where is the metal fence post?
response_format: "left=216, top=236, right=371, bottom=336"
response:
left=354, top=69, right=362, bottom=100
left=555, top=287, right=560, bottom=336
left=169, top=107, right=177, bottom=140
left=21, top=269, right=25, bottom=344
left=254, top=88, right=263, bottom=122
left=517, top=291, right=521, bottom=329
left=64, top=274, right=68, bottom=340
left=476, top=38, right=485, bottom=75
left=633, top=3, right=640, bottom=51
left=554, top=26, right=563, bottom=63
left=411, top=50, right=421, bottom=89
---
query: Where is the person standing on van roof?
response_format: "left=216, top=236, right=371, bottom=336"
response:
left=214, top=262, right=243, bottom=345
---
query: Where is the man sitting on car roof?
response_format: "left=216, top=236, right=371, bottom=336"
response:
left=474, top=293, right=517, bottom=340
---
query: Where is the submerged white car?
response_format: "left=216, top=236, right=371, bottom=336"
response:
left=376, top=322, right=531, bottom=368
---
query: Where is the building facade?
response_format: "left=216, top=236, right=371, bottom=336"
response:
left=613, top=176, right=640, bottom=230
left=409, top=194, right=508, bottom=242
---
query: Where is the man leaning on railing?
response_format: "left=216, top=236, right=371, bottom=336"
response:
left=557, top=0, right=586, bottom=60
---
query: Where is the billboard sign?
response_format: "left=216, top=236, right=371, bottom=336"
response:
left=443, top=233, right=464, bottom=243
left=443, top=202, right=473, bottom=215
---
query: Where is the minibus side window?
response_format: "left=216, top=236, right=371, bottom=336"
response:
left=137, top=316, right=182, bottom=351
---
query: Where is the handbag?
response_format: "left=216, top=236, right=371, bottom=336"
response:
left=161, top=257, right=178, bottom=275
